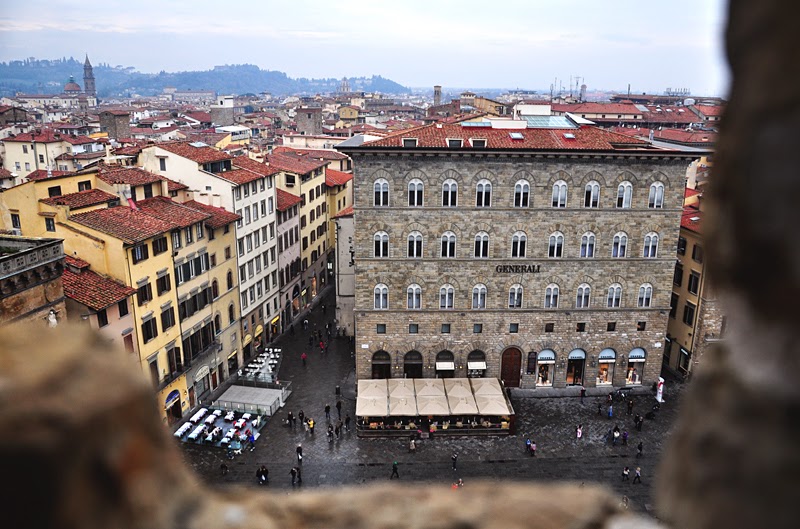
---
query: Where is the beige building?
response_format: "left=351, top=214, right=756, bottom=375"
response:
left=338, top=118, right=703, bottom=390
left=2, top=129, right=104, bottom=179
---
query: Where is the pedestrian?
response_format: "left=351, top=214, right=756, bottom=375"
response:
left=452, top=452, right=458, bottom=470
left=287, top=411, right=294, bottom=429
left=308, top=418, right=315, bottom=434
left=627, top=399, right=634, bottom=416
left=290, top=466, right=297, bottom=485
left=457, top=478, right=464, bottom=488
left=256, top=465, right=269, bottom=485
left=613, top=425, right=620, bottom=445
left=621, top=495, right=629, bottom=510
left=622, top=430, right=628, bottom=446
left=525, top=437, right=532, bottom=453
left=634, top=413, right=640, bottom=428
left=637, top=442, right=643, bottom=458
left=597, top=402, right=602, bottom=415
left=296, top=465, right=302, bottom=484
left=301, top=352, right=307, bottom=367
left=325, top=403, right=331, bottom=421
left=327, top=424, right=334, bottom=443
left=303, top=319, right=308, bottom=330
left=622, top=466, right=630, bottom=481
left=390, top=461, right=400, bottom=479
left=320, top=340, right=325, bottom=353
left=607, top=393, right=613, bottom=405
left=451, top=482, right=459, bottom=490
left=633, top=467, right=642, bottom=484
left=248, top=431, right=256, bottom=451
left=608, top=404, right=613, bottom=419
left=334, top=423, right=340, bottom=439
left=299, top=409, right=305, bottom=425
left=322, top=304, right=326, bottom=314
left=531, top=441, right=536, bottom=457
left=336, top=399, right=342, bottom=419
left=580, top=385, right=586, bottom=404
left=296, top=443, right=303, bottom=464
left=220, top=463, right=229, bottom=476
left=576, top=425, right=583, bottom=439
left=409, top=438, right=416, bottom=452
left=637, top=416, right=644, bottom=432
left=345, top=414, right=351, bottom=431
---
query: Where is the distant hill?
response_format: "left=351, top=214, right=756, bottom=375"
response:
left=0, top=57, right=410, bottom=98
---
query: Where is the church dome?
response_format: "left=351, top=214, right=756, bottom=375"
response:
left=64, top=76, right=81, bottom=93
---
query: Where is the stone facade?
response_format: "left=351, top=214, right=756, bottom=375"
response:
left=0, top=236, right=65, bottom=326
left=343, top=151, right=697, bottom=390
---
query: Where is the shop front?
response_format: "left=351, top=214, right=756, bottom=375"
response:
left=626, top=347, right=646, bottom=384
left=596, top=348, right=616, bottom=386
left=165, top=390, right=182, bottom=425
left=566, top=349, right=586, bottom=386
left=467, top=350, right=487, bottom=378
left=536, top=349, right=555, bottom=387
left=254, top=325, right=264, bottom=350
left=371, top=350, right=391, bottom=379
left=404, top=350, right=423, bottom=378
left=301, top=287, right=308, bottom=308
left=270, top=316, right=280, bottom=339
left=291, top=285, right=301, bottom=317
left=227, top=350, right=239, bottom=375
left=194, top=365, right=211, bottom=402
left=243, top=334, right=253, bottom=361
left=310, top=276, right=318, bottom=299
left=435, top=350, right=455, bottom=379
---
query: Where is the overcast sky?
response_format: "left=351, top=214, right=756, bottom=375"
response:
left=0, top=0, right=730, bottom=95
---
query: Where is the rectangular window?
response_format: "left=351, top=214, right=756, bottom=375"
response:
left=184, top=226, right=193, bottom=244
left=118, top=299, right=129, bottom=317
left=141, top=318, right=158, bottom=343
left=131, top=244, right=149, bottom=264
left=236, top=210, right=242, bottom=228
left=152, top=236, right=168, bottom=255
left=683, top=301, right=697, bottom=326
left=238, top=238, right=245, bottom=257
left=245, top=208, right=251, bottom=224
left=244, top=184, right=250, bottom=197
left=673, top=262, right=684, bottom=286
left=78, top=180, right=92, bottom=191
left=196, top=223, right=204, bottom=240
left=143, top=184, right=153, bottom=199
left=576, top=322, right=586, bottom=332
left=159, top=158, right=167, bottom=171
left=225, top=246, right=231, bottom=260
left=268, top=197, right=274, bottom=214
left=545, top=322, right=554, bottom=332
left=161, top=307, right=175, bottom=330
left=409, top=323, right=419, bottom=334
left=670, top=293, right=679, bottom=319
left=48, top=185, right=62, bottom=197
left=637, top=321, right=647, bottom=331
left=11, top=214, right=21, bottom=229
left=45, top=217, right=55, bottom=232
left=441, top=323, right=451, bottom=334
left=509, top=323, right=519, bottom=333
left=688, top=271, right=701, bottom=295
left=677, top=236, right=687, bottom=255
left=96, top=309, right=109, bottom=328
left=607, top=322, right=616, bottom=332
left=376, top=324, right=386, bottom=334
left=156, top=274, right=171, bottom=295
left=172, top=230, right=181, bottom=249
left=252, top=204, right=259, bottom=221
left=234, top=186, right=241, bottom=200
left=692, top=244, right=704, bottom=263
left=473, top=323, right=483, bottom=334
left=136, top=282, right=152, bottom=306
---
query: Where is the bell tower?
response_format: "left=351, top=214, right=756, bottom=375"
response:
left=83, top=54, right=96, bottom=97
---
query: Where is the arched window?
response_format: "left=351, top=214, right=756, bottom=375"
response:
left=526, top=351, right=537, bottom=374
left=648, top=182, right=665, bottom=208
left=408, top=178, right=423, bottom=207
left=214, top=314, right=222, bottom=334
left=441, top=231, right=456, bottom=258
left=643, top=232, right=659, bottom=258
left=548, top=232, right=564, bottom=258
left=607, top=283, right=622, bottom=308
left=228, top=303, right=235, bottom=324
left=212, top=279, right=219, bottom=299
left=374, top=284, right=388, bottom=309
left=544, top=284, right=559, bottom=308
left=226, top=269, right=233, bottom=290
left=476, top=179, right=492, bottom=207
left=439, top=284, right=454, bottom=309
left=552, top=179, right=567, bottom=208
left=638, top=283, right=653, bottom=307
left=474, top=232, right=489, bottom=258
left=509, top=284, right=523, bottom=308
left=617, top=181, right=632, bottom=208
left=514, top=180, right=530, bottom=208
left=472, top=284, right=487, bottom=309
left=374, top=178, right=389, bottom=207
left=407, top=231, right=423, bottom=258
left=511, top=231, right=527, bottom=258
left=442, top=179, right=458, bottom=207
left=407, top=284, right=421, bottom=309
left=584, top=180, right=600, bottom=208
left=612, top=232, right=628, bottom=258
left=576, top=283, right=591, bottom=308
left=373, top=231, right=389, bottom=257
left=580, top=232, right=595, bottom=258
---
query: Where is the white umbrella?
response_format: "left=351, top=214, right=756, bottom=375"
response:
left=447, top=395, right=479, bottom=415
left=475, top=394, right=510, bottom=415
left=389, top=396, right=418, bottom=416
left=470, top=377, right=504, bottom=396
left=414, top=378, right=445, bottom=397
left=444, top=378, right=472, bottom=398
left=416, top=395, right=449, bottom=415
left=358, top=379, right=388, bottom=398
left=387, top=379, right=415, bottom=398
left=356, top=396, right=388, bottom=417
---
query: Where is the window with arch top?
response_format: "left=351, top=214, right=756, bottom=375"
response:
left=509, top=284, right=523, bottom=308
left=584, top=180, right=600, bottom=208
left=544, top=284, right=559, bottom=308
left=373, top=231, right=389, bottom=257
left=374, top=178, right=389, bottom=207
left=612, top=232, right=628, bottom=257
left=408, top=178, right=423, bottom=207
left=514, top=180, right=530, bottom=208
left=474, top=232, right=489, bottom=258
left=548, top=232, right=564, bottom=258
left=580, top=232, right=595, bottom=258
left=374, top=283, right=388, bottom=309
left=441, top=231, right=456, bottom=258
left=638, top=283, right=653, bottom=307
left=643, top=232, right=659, bottom=258
left=407, top=231, right=423, bottom=258
left=442, top=179, right=458, bottom=207
left=576, top=283, right=591, bottom=308
left=407, top=284, right=421, bottom=309
left=648, top=182, right=665, bottom=208
left=472, top=284, right=487, bottom=309
left=617, top=181, right=632, bottom=208
left=476, top=179, right=492, bottom=207
left=552, top=180, right=567, bottom=208
left=439, top=284, right=454, bottom=309
left=511, top=231, right=527, bottom=258
left=607, top=283, right=622, bottom=308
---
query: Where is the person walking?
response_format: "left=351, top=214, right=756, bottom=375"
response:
left=336, top=399, right=342, bottom=419
left=298, top=409, right=305, bottom=425
left=627, top=399, right=634, bottom=416
left=608, top=404, right=614, bottom=419
left=409, top=438, right=416, bottom=453
left=580, top=385, right=586, bottom=404
left=325, top=404, right=331, bottom=421
left=622, top=430, right=628, bottom=446
left=303, top=319, right=308, bottom=330
left=597, top=402, right=602, bottom=415
left=390, top=461, right=400, bottom=479
left=319, top=340, right=325, bottom=353
left=576, top=425, right=583, bottom=439
left=327, top=424, right=334, bottom=443
left=322, top=304, right=326, bottom=314
left=525, top=437, right=532, bottom=454
left=308, top=418, right=315, bottom=434
left=452, top=452, right=458, bottom=470
left=637, top=416, right=644, bottom=432
left=637, top=442, right=643, bottom=458
left=345, top=414, right=351, bottom=431
left=612, top=425, right=620, bottom=445
left=621, top=466, right=630, bottom=482
left=290, top=467, right=297, bottom=485
left=296, top=443, right=303, bottom=463
left=287, top=411, right=295, bottom=429
left=296, top=465, right=302, bottom=484
left=530, top=441, right=536, bottom=457
left=633, top=467, right=642, bottom=484
left=256, top=465, right=269, bottom=485
left=301, top=352, right=307, bottom=367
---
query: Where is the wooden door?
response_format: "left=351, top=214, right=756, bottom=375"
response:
left=501, top=348, right=522, bottom=387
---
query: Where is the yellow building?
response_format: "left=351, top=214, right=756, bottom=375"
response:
left=2, top=129, right=104, bottom=179
left=324, top=168, right=353, bottom=260
left=338, top=105, right=360, bottom=125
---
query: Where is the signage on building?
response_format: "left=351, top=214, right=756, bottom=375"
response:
left=495, top=264, right=541, bottom=274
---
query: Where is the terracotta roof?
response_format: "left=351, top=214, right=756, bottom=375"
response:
left=136, top=196, right=211, bottom=229
left=266, top=153, right=327, bottom=175
left=100, top=109, right=131, bottom=116
left=276, top=188, right=301, bottom=212
left=3, top=129, right=95, bottom=144
left=26, top=169, right=72, bottom=181
left=183, top=111, right=212, bottom=122
left=359, top=123, right=649, bottom=150
left=681, top=204, right=703, bottom=234
left=0, top=168, right=13, bottom=178
left=156, top=141, right=233, bottom=164
left=610, top=127, right=717, bottom=146
left=552, top=103, right=643, bottom=116
left=181, top=200, right=241, bottom=228
left=325, top=168, right=352, bottom=187
left=55, top=151, right=104, bottom=161
left=164, top=177, right=188, bottom=191
left=70, top=206, right=174, bottom=244
left=233, top=156, right=281, bottom=177
left=181, top=131, right=230, bottom=145
left=65, top=255, right=90, bottom=269
left=685, top=187, right=701, bottom=199
left=640, top=105, right=702, bottom=124
left=214, top=168, right=263, bottom=186
left=693, top=104, right=725, bottom=117
left=97, top=166, right=163, bottom=185
left=40, top=189, right=118, bottom=209
left=62, top=267, right=136, bottom=311
left=272, top=146, right=348, bottom=160
left=332, top=205, right=354, bottom=218
left=113, top=145, right=144, bottom=156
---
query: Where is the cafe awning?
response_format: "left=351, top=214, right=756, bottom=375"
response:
left=444, top=378, right=472, bottom=398
left=470, top=377, right=504, bottom=396
left=387, top=379, right=415, bottom=398
left=355, top=396, right=388, bottom=417
left=388, top=396, right=417, bottom=416
left=467, top=361, right=487, bottom=370
left=447, top=395, right=478, bottom=415
left=358, top=379, right=388, bottom=398
left=475, top=394, right=510, bottom=416
left=416, top=395, right=450, bottom=416
left=414, top=378, right=445, bottom=397
left=435, top=361, right=455, bottom=370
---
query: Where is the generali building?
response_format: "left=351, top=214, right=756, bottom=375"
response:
left=337, top=116, right=702, bottom=391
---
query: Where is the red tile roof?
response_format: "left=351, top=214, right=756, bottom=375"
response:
left=97, top=166, right=163, bottom=186
left=112, top=145, right=143, bottom=156
left=684, top=187, right=701, bottom=199
left=361, top=123, right=649, bottom=150
left=333, top=205, right=354, bottom=218
left=183, top=111, right=212, bottom=122
left=70, top=206, right=174, bottom=244
left=266, top=153, right=327, bottom=175
left=65, top=255, right=91, bottom=269
left=233, top=155, right=281, bottom=177
left=26, top=169, right=72, bottom=181
left=610, top=127, right=717, bottom=146
left=325, top=168, right=352, bottom=187
left=40, top=189, right=118, bottom=209
left=640, top=105, right=702, bottom=124
left=552, top=103, right=643, bottom=116
left=165, top=177, right=188, bottom=191
left=681, top=204, right=703, bottom=234
left=276, top=188, right=301, bottom=212
left=136, top=196, right=211, bottom=229
left=181, top=200, right=241, bottom=228
left=693, top=104, right=725, bottom=117
left=272, top=146, right=348, bottom=161
left=3, top=129, right=95, bottom=145
left=100, top=109, right=132, bottom=116
left=62, top=266, right=136, bottom=311
left=156, top=141, right=233, bottom=164
left=0, top=168, right=13, bottom=178
left=214, top=168, right=262, bottom=186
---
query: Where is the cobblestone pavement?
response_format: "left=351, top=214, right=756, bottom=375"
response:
left=182, top=288, right=685, bottom=516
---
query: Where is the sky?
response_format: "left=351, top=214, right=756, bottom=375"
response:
left=0, top=0, right=730, bottom=96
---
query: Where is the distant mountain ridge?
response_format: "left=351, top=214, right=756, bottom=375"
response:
left=0, top=57, right=410, bottom=98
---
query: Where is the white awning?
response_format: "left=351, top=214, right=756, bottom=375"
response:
left=629, top=347, right=647, bottom=360
left=568, top=349, right=586, bottom=360
left=467, top=361, right=487, bottom=370
left=436, top=361, right=455, bottom=370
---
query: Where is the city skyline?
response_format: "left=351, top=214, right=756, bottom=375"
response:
left=0, top=0, right=729, bottom=96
